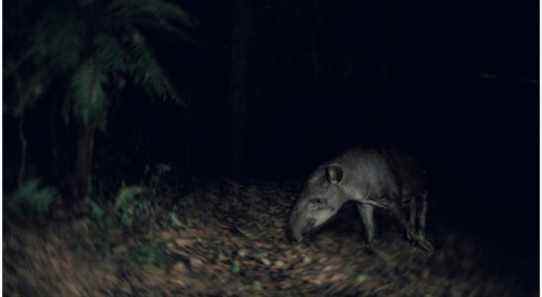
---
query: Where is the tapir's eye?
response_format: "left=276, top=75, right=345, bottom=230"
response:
left=311, top=198, right=325, bottom=205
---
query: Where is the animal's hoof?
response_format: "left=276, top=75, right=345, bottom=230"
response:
left=417, top=238, right=434, bottom=254
left=405, top=230, right=416, bottom=242
left=364, top=243, right=376, bottom=255
left=407, top=232, right=434, bottom=253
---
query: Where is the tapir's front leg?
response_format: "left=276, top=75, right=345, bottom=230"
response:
left=357, top=203, right=375, bottom=247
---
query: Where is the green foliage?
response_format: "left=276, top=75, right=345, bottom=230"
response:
left=30, top=3, right=84, bottom=73
left=89, top=200, right=106, bottom=222
left=109, top=0, right=195, bottom=26
left=231, top=260, right=241, bottom=273
left=9, top=69, right=52, bottom=117
left=6, top=0, right=194, bottom=127
left=88, top=183, right=170, bottom=231
left=6, top=179, right=59, bottom=219
left=109, top=0, right=196, bottom=43
left=144, top=163, right=173, bottom=194
left=129, top=241, right=168, bottom=267
left=70, top=59, right=108, bottom=127
left=114, top=185, right=147, bottom=228
left=126, top=33, right=181, bottom=104
left=94, top=34, right=126, bottom=73
left=168, top=211, right=185, bottom=228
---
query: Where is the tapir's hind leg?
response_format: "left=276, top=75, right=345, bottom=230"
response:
left=418, top=192, right=428, bottom=239
left=389, top=200, right=416, bottom=242
left=357, top=203, right=375, bottom=247
left=409, top=196, right=417, bottom=230
left=390, top=198, right=433, bottom=253
left=415, top=191, right=433, bottom=252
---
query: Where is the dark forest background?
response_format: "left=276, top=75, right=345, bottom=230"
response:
left=3, top=0, right=539, bottom=271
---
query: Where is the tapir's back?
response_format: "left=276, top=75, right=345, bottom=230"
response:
left=327, top=147, right=427, bottom=200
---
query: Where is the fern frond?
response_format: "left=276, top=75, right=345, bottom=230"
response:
left=94, top=33, right=128, bottom=73
left=16, top=71, right=51, bottom=114
left=114, top=185, right=144, bottom=211
left=123, top=29, right=184, bottom=105
left=4, top=49, right=35, bottom=79
left=70, top=57, right=108, bottom=127
left=30, top=5, right=84, bottom=72
left=109, top=0, right=195, bottom=28
left=9, top=0, right=193, bottom=125
left=8, top=179, right=59, bottom=218
left=128, top=17, right=196, bottom=44
left=6, top=67, right=53, bottom=117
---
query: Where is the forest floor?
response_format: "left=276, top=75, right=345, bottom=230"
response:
left=4, top=179, right=538, bottom=297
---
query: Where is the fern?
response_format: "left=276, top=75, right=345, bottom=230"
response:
left=114, top=185, right=145, bottom=228
left=94, top=34, right=127, bottom=73
left=70, top=58, right=108, bottom=127
left=13, top=68, right=53, bottom=116
left=114, top=185, right=144, bottom=211
left=30, top=3, right=84, bottom=72
left=124, top=29, right=182, bottom=104
left=7, top=179, right=59, bottom=219
left=109, top=0, right=195, bottom=28
left=7, top=0, right=194, bottom=127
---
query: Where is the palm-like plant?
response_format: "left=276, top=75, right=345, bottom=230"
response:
left=6, top=0, right=195, bottom=204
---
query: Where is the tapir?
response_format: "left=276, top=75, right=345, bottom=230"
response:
left=289, top=147, right=434, bottom=252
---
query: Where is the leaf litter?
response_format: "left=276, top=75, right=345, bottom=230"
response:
left=4, top=179, right=536, bottom=297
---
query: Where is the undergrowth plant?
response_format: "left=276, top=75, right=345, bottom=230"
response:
left=128, top=241, right=169, bottom=267
left=114, top=184, right=157, bottom=230
left=144, top=163, right=174, bottom=195
left=6, top=179, right=59, bottom=221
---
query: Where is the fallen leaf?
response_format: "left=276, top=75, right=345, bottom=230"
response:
left=190, top=257, right=204, bottom=270
left=175, top=238, right=194, bottom=247
left=159, top=230, right=176, bottom=240
left=355, top=274, right=369, bottom=284
left=172, top=262, right=188, bottom=274
left=238, top=249, right=249, bottom=257
left=253, top=281, right=263, bottom=290
left=231, top=260, right=241, bottom=273
left=273, top=260, right=286, bottom=268
left=330, top=273, right=346, bottom=282
left=169, top=278, right=187, bottom=288
left=113, top=245, right=128, bottom=254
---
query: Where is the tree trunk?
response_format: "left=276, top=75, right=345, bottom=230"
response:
left=75, top=123, right=97, bottom=205
left=230, top=0, right=251, bottom=177
left=184, top=108, right=193, bottom=177
left=17, top=116, right=27, bottom=187
left=50, top=96, right=59, bottom=182
left=14, top=71, right=27, bottom=187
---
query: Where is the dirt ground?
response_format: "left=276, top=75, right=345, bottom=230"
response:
left=3, top=180, right=538, bottom=297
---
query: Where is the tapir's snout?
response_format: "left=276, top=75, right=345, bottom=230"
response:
left=288, top=214, right=316, bottom=243
left=287, top=227, right=303, bottom=242
left=288, top=215, right=303, bottom=242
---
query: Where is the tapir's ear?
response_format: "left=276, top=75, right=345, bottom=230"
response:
left=326, top=165, right=343, bottom=184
